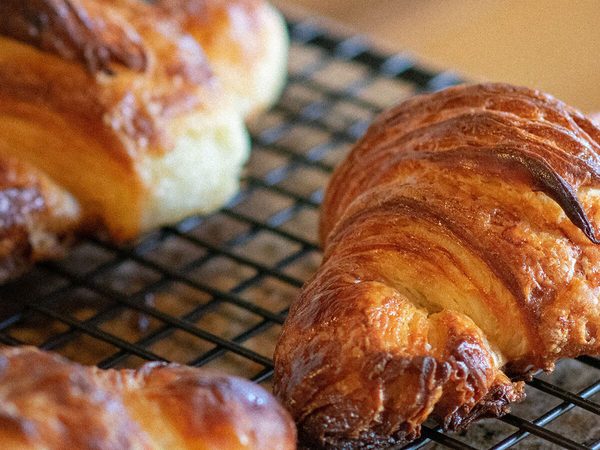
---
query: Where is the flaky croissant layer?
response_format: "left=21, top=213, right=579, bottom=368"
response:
left=274, top=83, right=600, bottom=449
left=0, top=346, right=296, bottom=450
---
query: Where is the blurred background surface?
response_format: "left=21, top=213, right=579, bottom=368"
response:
left=272, top=0, right=600, bottom=113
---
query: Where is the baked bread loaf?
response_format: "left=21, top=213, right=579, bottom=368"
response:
left=0, top=346, right=296, bottom=449
left=0, top=153, right=80, bottom=284
left=274, top=83, right=600, bottom=449
left=0, top=0, right=287, bottom=241
left=157, top=0, right=289, bottom=119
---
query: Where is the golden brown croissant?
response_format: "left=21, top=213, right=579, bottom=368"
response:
left=0, top=0, right=286, bottom=241
left=0, top=153, right=80, bottom=283
left=0, top=346, right=297, bottom=449
left=273, top=83, right=600, bottom=449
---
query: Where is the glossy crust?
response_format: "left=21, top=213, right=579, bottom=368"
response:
left=158, top=0, right=289, bottom=118
left=274, top=83, right=600, bottom=448
left=0, top=0, right=251, bottom=240
left=0, top=346, right=297, bottom=450
left=0, top=153, right=80, bottom=284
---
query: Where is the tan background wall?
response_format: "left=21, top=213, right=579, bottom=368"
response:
left=272, top=0, right=600, bottom=113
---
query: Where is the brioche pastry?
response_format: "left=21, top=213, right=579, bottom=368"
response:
left=0, top=346, right=296, bottom=449
left=158, top=0, right=289, bottom=119
left=274, top=83, right=600, bottom=449
left=0, top=153, right=80, bottom=284
left=0, top=0, right=251, bottom=241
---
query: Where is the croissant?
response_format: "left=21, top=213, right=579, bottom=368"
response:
left=0, top=153, right=80, bottom=283
left=273, top=83, right=600, bottom=449
left=0, top=346, right=296, bottom=449
left=0, top=0, right=287, bottom=241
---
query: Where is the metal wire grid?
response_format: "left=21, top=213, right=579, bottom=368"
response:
left=0, top=17, right=600, bottom=450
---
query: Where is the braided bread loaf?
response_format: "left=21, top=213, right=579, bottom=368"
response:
left=0, top=0, right=287, bottom=242
left=0, top=346, right=296, bottom=449
left=274, top=83, right=600, bottom=449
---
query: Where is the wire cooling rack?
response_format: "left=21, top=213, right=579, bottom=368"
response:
left=1, top=18, right=600, bottom=450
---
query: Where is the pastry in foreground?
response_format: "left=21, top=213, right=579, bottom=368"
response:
left=158, top=0, right=289, bottom=119
left=0, top=0, right=253, bottom=241
left=0, top=153, right=80, bottom=284
left=0, top=346, right=296, bottom=449
left=274, top=83, right=600, bottom=448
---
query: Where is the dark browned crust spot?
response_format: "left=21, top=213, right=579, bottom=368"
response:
left=430, top=146, right=600, bottom=243
left=0, top=0, right=148, bottom=75
left=438, top=378, right=525, bottom=431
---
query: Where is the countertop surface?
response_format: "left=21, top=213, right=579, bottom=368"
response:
left=272, top=0, right=600, bottom=113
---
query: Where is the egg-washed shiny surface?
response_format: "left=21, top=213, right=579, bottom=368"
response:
left=0, top=346, right=297, bottom=449
left=0, top=0, right=287, bottom=240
